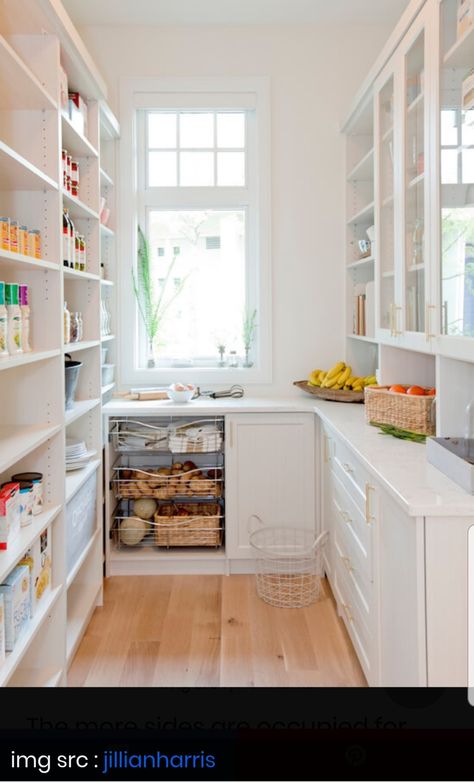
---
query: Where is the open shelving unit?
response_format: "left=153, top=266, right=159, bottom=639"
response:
left=0, top=0, right=119, bottom=687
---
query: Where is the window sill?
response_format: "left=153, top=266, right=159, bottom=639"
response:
left=122, top=365, right=271, bottom=387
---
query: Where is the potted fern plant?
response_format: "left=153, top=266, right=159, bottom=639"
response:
left=132, top=226, right=187, bottom=368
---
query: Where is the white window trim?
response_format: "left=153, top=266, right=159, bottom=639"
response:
left=118, top=76, right=272, bottom=387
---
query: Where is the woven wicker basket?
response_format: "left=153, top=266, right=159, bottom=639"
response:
left=116, top=468, right=222, bottom=500
left=365, top=386, right=435, bottom=435
left=154, top=503, right=222, bottom=547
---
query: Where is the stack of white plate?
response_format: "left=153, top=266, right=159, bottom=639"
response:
left=66, top=438, right=96, bottom=472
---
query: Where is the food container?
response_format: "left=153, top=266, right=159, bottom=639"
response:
left=9, top=221, right=18, bottom=253
left=19, top=225, right=28, bottom=256
left=18, top=527, right=52, bottom=617
left=0, top=565, right=31, bottom=651
left=11, top=472, right=43, bottom=515
left=28, top=229, right=41, bottom=259
left=0, top=217, right=10, bottom=251
left=18, top=481, right=34, bottom=526
left=0, top=482, right=20, bottom=548
left=65, top=354, right=83, bottom=410
left=365, top=385, right=436, bottom=436
left=102, top=363, right=115, bottom=386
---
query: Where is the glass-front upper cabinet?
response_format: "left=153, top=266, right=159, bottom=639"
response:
left=375, top=64, right=396, bottom=339
left=438, top=0, right=474, bottom=357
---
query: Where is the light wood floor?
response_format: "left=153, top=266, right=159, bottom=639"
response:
left=68, top=575, right=366, bottom=687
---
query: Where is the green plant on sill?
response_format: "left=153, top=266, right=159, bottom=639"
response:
left=132, top=225, right=187, bottom=368
left=242, top=308, right=257, bottom=368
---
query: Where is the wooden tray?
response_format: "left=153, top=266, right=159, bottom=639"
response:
left=293, top=381, right=365, bottom=403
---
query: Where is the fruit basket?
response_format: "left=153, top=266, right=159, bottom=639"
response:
left=365, top=386, right=436, bottom=436
left=293, top=381, right=365, bottom=403
left=153, top=503, right=223, bottom=547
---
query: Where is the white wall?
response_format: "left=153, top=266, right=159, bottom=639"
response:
left=79, top=23, right=392, bottom=395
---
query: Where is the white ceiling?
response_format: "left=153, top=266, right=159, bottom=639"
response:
left=62, top=0, right=411, bottom=27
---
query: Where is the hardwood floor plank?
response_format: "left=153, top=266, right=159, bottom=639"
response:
left=119, top=641, right=161, bottom=686
left=220, top=575, right=254, bottom=687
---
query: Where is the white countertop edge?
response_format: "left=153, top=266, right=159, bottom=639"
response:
left=103, top=394, right=474, bottom=518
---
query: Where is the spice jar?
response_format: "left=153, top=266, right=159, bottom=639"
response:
left=11, top=472, right=43, bottom=516
left=69, top=312, right=79, bottom=343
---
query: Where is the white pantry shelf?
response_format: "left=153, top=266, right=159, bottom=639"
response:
left=0, top=586, right=63, bottom=688
left=0, top=140, right=58, bottom=191
left=7, top=666, right=63, bottom=687
left=0, top=34, right=57, bottom=110
left=444, top=26, right=474, bottom=69
left=347, top=147, right=374, bottom=182
left=65, top=459, right=101, bottom=504
left=347, top=334, right=378, bottom=343
left=347, top=201, right=375, bottom=226
left=63, top=339, right=100, bottom=354
left=407, top=92, right=424, bottom=114
left=67, top=581, right=102, bottom=664
left=408, top=172, right=425, bottom=189
left=0, top=249, right=59, bottom=272
left=62, top=190, right=99, bottom=221
left=101, top=382, right=115, bottom=395
left=100, top=278, right=114, bottom=287
left=67, top=528, right=101, bottom=588
left=63, top=266, right=100, bottom=282
left=101, top=334, right=115, bottom=343
left=100, top=223, right=114, bottom=238
left=346, top=256, right=374, bottom=270
left=100, top=167, right=114, bottom=187
left=0, top=505, right=61, bottom=585
left=0, top=423, right=62, bottom=474
left=65, top=398, right=101, bottom=426
left=61, top=113, right=98, bottom=158
left=0, top=349, right=60, bottom=372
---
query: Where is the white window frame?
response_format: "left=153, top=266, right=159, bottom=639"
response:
left=118, top=77, right=271, bottom=387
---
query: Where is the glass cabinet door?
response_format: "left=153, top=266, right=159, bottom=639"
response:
left=376, top=73, right=396, bottom=333
left=403, top=26, right=428, bottom=338
left=439, top=0, right=474, bottom=342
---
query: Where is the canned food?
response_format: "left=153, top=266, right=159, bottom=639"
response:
left=11, top=472, right=43, bottom=516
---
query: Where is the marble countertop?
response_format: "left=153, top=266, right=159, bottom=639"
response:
left=103, top=394, right=474, bottom=518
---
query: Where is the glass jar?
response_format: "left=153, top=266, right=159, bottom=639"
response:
left=228, top=350, right=238, bottom=368
left=69, top=312, right=79, bottom=343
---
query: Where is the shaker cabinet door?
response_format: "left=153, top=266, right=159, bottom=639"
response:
left=225, top=414, right=315, bottom=559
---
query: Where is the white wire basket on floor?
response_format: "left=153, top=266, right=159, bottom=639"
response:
left=249, top=524, right=327, bottom=608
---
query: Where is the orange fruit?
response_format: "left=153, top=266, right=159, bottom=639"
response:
left=389, top=384, right=407, bottom=394
left=406, top=385, right=425, bottom=396
left=426, top=388, right=436, bottom=396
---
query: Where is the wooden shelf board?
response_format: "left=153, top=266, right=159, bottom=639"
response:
left=0, top=585, right=63, bottom=687
left=61, top=112, right=98, bottom=158
left=0, top=34, right=57, bottom=110
left=347, top=147, right=374, bottom=182
left=65, top=398, right=101, bottom=427
left=346, top=256, right=375, bottom=270
left=63, top=340, right=100, bottom=354
left=347, top=201, right=375, bottom=225
left=62, top=190, right=99, bottom=221
left=0, top=423, right=62, bottom=474
left=65, top=459, right=101, bottom=504
left=0, top=249, right=59, bottom=272
left=100, top=167, right=114, bottom=187
left=63, top=267, right=100, bottom=282
left=67, top=527, right=101, bottom=588
left=0, top=349, right=60, bottom=372
left=0, top=505, right=61, bottom=585
left=100, top=223, right=114, bottom=238
left=0, top=140, right=58, bottom=191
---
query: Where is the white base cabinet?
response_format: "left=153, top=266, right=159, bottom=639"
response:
left=225, top=413, right=316, bottom=559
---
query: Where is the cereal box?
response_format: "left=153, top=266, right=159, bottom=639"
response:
left=0, top=565, right=31, bottom=651
left=0, top=482, right=21, bottom=549
left=19, top=527, right=52, bottom=618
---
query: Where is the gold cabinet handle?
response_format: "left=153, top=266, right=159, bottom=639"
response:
left=343, top=603, right=354, bottom=623
left=365, top=483, right=375, bottom=525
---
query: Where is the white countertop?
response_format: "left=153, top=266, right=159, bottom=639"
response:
left=103, top=394, right=474, bottom=518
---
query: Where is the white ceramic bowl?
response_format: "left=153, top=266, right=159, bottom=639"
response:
left=167, top=385, right=195, bottom=403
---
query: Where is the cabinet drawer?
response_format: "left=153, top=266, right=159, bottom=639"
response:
left=333, top=553, right=373, bottom=682
left=334, top=513, right=373, bottom=612
left=331, top=468, right=372, bottom=561
left=331, top=436, right=375, bottom=518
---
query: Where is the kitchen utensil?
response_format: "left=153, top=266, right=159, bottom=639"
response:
left=196, top=385, right=244, bottom=399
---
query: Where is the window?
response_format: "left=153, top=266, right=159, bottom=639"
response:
left=120, top=77, right=271, bottom=384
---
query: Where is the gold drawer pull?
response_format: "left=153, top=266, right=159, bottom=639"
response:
left=343, top=603, right=353, bottom=623
left=342, top=555, right=354, bottom=573
left=365, top=483, right=375, bottom=525
left=342, top=462, right=354, bottom=474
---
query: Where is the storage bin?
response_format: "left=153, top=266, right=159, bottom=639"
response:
left=365, top=385, right=435, bottom=436
left=113, top=466, right=222, bottom=500
left=102, top=363, right=115, bottom=386
left=168, top=420, right=223, bottom=453
left=66, top=470, right=97, bottom=574
left=65, top=354, right=83, bottom=411
left=153, top=503, right=222, bottom=547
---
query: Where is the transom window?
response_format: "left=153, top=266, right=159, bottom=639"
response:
left=147, top=111, right=246, bottom=187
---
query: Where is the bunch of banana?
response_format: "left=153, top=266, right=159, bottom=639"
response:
left=308, top=364, right=377, bottom=392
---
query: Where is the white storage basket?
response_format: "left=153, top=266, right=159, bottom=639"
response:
left=66, top=470, right=97, bottom=574
left=249, top=527, right=327, bottom=608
